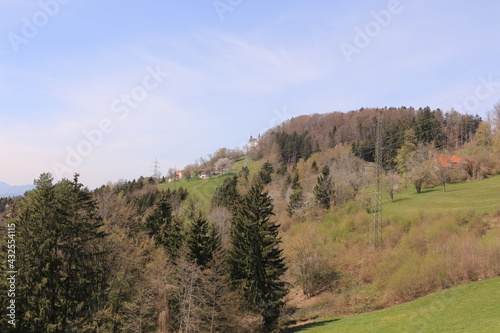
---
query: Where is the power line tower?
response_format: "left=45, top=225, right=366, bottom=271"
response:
left=371, top=115, right=382, bottom=248
left=152, top=158, right=161, bottom=179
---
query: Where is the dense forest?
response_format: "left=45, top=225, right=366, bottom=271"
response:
left=253, top=106, right=482, bottom=167
left=1, top=172, right=288, bottom=332
left=1, top=106, right=499, bottom=332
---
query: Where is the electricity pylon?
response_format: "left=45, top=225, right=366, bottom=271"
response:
left=371, top=115, right=382, bottom=248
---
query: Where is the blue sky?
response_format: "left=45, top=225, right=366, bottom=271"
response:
left=1, top=0, right=500, bottom=188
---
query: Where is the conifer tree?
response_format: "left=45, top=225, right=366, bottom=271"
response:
left=311, top=160, right=319, bottom=173
left=145, top=193, right=182, bottom=258
left=238, top=165, right=250, bottom=181
left=415, top=107, right=444, bottom=147
left=287, top=169, right=303, bottom=216
left=261, top=160, right=274, bottom=175
left=314, top=165, right=334, bottom=209
left=187, top=212, right=219, bottom=268
left=3, top=173, right=107, bottom=332
left=211, top=176, right=240, bottom=211
left=256, top=161, right=274, bottom=184
left=228, top=182, right=288, bottom=330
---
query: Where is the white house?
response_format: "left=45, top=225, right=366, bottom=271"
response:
left=248, top=134, right=260, bottom=149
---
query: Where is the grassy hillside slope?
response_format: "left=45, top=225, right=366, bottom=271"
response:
left=383, top=174, right=500, bottom=220
left=283, top=173, right=500, bottom=324
left=158, top=158, right=264, bottom=208
left=287, top=276, right=500, bottom=333
left=158, top=173, right=233, bottom=208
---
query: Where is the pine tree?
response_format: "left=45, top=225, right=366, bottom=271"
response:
left=228, top=182, right=288, bottom=330
left=261, top=161, right=274, bottom=175
left=287, top=169, right=303, bottom=216
left=239, top=165, right=250, bottom=181
left=145, top=193, right=182, bottom=259
left=415, top=107, right=445, bottom=147
left=314, top=165, right=334, bottom=209
left=187, top=212, right=219, bottom=268
left=256, top=161, right=274, bottom=184
left=211, top=176, right=240, bottom=211
left=3, top=173, right=107, bottom=332
left=311, top=160, right=319, bottom=173
left=275, top=132, right=314, bottom=164
left=57, top=175, right=108, bottom=331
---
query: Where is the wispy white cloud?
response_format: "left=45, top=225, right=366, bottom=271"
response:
left=193, top=31, right=328, bottom=94
left=125, top=31, right=331, bottom=99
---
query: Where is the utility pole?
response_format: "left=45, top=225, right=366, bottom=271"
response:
left=371, top=115, right=382, bottom=248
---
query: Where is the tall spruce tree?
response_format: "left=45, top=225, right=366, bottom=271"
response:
left=211, top=176, right=240, bottom=211
left=314, top=165, right=334, bottom=209
left=415, top=107, right=445, bottom=147
left=239, top=165, right=251, bottom=181
left=228, top=182, right=288, bottom=330
left=287, top=169, right=303, bottom=216
left=187, top=212, right=219, bottom=268
left=2, top=173, right=107, bottom=332
left=145, top=193, right=182, bottom=259
left=256, top=161, right=274, bottom=184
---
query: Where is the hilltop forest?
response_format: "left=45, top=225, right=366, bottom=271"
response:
left=1, top=106, right=500, bottom=332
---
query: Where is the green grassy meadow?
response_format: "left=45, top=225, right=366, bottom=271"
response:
left=287, top=276, right=500, bottom=333
left=383, top=175, right=500, bottom=220
left=158, top=173, right=234, bottom=208
left=158, top=158, right=264, bottom=208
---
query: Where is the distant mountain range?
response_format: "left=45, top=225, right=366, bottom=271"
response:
left=0, top=182, right=35, bottom=197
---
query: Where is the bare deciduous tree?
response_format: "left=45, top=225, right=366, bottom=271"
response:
left=209, top=206, right=232, bottom=249
left=167, top=168, right=177, bottom=180
left=288, top=230, right=339, bottom=298
left=329, top=145, right=366, bottom=204
left=384, top=171, right=400, bottom=201
left=406, top=144, right=436, bottom=193
left=173, top=254, right=205, bottom=333
left=433, top=162, right=451, bottom=192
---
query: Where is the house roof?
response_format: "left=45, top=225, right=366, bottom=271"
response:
left=436, top=155, right=467, bottom=168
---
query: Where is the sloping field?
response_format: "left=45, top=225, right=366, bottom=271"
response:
left=158, top=158, right=264, bottom=208
left=288, top=276, right=500, bottom=333
left=158, top=173, right=234, bottom=208
left=383, top=175, right=500, bottom=220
